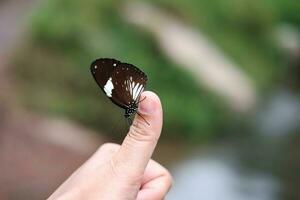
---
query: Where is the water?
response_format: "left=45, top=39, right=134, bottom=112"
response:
left=167, top=150, right=279, bottom=200
left=163, top=90, right=300, bottom=200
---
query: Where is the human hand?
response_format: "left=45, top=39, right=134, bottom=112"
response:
left=48, top=91, right=172, bottom=200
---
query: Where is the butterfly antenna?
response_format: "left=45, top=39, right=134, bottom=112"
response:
left=137, top=96, right=147, bottom=104
left=137, top=112, right=150, bottom=126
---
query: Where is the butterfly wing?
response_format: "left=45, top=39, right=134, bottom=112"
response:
left=90, top=58, right=127, bottom=108
left=90, top=58, right=147, bottom=109
left=91, top=58, right=117, bottom=86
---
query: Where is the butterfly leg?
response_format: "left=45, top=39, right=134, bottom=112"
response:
left=137, top=96, right=147, bottom=104
left=126, top=117, right=133, bottom=126
left=137, top=112, right=150, bottom=126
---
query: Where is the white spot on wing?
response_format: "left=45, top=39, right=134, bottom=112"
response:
left=94, top=65, right=97, bottom=69
left=104, top=77, right=114, bottom=97
left=113, top=63, right=117, bottom=67
left=132, top=83, right=140, bottom=100
left=135, top=84, right=144, bottom=100
left=124, top=77, right=145, bottom=101
left=131, top=82, right=144, bottom=100
left=126, top=80, right=131, bottom=95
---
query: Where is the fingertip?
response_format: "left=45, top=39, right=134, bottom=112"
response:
left=133, top=91, right=162, bottom=133
left=138, top=91, right=162, bottom=116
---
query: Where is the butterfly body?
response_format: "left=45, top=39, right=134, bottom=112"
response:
left=90, top=58, right=147, bottom=119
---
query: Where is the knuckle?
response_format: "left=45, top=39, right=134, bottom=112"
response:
left=128, top=122, right=158, bottom=143
left=159, top=167, right=173, bottom=191
left=165, top=171, right=173, bottom=189
left=108, top=157, right=142, bottom=185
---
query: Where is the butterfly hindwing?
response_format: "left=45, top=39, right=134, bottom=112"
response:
left=90, top=58, right=118, bottom=86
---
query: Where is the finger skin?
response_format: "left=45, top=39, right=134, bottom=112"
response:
left=47, top=91, right=170, bottom=200
left=115, top=91, right=163, bottom=176
left=137, top=160, right=172, bottom=200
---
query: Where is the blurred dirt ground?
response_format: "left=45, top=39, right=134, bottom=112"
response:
left=0, top=1, right=105, bottom=199
left=0, top=111, right=104, bottom=199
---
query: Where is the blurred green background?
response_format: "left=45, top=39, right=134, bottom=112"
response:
left=1, top=0, right=300, bottom=199
left=14, top=0, right=299, bottom=140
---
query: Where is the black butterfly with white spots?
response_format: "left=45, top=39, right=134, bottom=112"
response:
left=90, top=58, right=148, bottom=124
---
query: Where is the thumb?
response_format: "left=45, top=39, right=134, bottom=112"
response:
left=114, top=91, right=163, bottom=176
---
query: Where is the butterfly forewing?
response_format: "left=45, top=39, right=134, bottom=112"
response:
left=90, top=58, right=147, bottom=110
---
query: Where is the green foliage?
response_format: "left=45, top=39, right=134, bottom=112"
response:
left=14, top=0, right=297, bottom=140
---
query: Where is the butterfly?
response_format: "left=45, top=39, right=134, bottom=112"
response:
left=90, top=58, right=148, bottom=124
